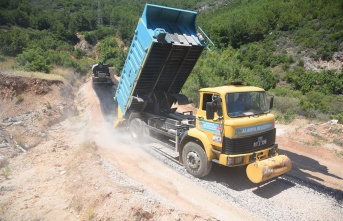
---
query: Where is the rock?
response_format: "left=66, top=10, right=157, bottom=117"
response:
left=105, top=190, right=112, bottom=197
left=38, top=132, right=47, bottom=137
left=328, top=119, right=338, bottom=124
left=7, top=117, right=18, bottom=122
left=12, top=121, right=24, bottom=126
left=15, top=145, right=27, bottom=153
left=0, top=122, right=13, bottom=127
left=0, top=143, right=8, bottom=148
left=54, top=203, right=69, bottom=210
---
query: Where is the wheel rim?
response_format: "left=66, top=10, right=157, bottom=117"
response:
left=186, top=151, right=201, bottom=170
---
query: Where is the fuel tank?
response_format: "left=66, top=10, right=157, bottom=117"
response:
left=246, top=155, right=292, bottom=183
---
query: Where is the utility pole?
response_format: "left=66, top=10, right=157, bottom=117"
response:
left=98, top=0, right=103, bottom=26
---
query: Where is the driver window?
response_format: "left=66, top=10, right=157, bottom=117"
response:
left=202, top=93, right=213, bottom=110
left=202, top=93, right=222, bottom=116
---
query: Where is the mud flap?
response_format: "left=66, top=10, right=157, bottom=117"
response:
left=246, top=155, right=292, bottom=183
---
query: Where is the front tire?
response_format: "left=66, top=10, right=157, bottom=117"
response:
left=182, top=142, right=212, bottom=178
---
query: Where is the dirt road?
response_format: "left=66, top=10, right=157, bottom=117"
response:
left=0, top=76, right=342, bottom=221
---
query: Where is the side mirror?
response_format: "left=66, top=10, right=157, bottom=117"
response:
left=269, top=96, right=274, bottom=109
left=206, top=102, right=214, bottom=120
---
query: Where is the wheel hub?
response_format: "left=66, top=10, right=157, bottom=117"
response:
left=186, top=151, right=200, bottom=169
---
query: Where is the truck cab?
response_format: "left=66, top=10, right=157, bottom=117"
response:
left=194, top=82, right=275, bottom=163
left=180, top=82, right=291, bottom=182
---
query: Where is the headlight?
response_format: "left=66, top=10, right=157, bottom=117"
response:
left=235, top=156, right=243, bottom=164
left=227, top=156, right=243, bottom=166
left=227, top=157, right=235, bottom=166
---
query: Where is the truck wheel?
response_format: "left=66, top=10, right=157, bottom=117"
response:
left=130, top=118, right=143, bottom=142
left=182, top=142, right=212, bottom=178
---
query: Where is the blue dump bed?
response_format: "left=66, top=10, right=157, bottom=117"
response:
left=115, top=4, right=205, bottom=119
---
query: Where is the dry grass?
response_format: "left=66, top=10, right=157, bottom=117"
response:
left=66, top=140, right=99, bottom=218
left=13, top=70, right=65, bottom=82
left=333, top=150, right=343, bottom=158
left=0, top=64, right=70, bottom=83
left=1, top=165, right=11, bottom=179
left=36, top=115, right=43, bottom=121
left=45, top=101, right=52, bottom=109
left=0, top=56, right=14, bottom=69
left=50, top=67, right=75, bottom=81
left=274, top=96, right=301, bottom=114
left=0, top=159, right=9, bottom=169
left=333, top=138, right=343, bottom=147
left=12, top=131, right=26, bottom=147
left=71, top=196, right=83, bottom=213
left=16, top=94, right=24, bottom=102
left=65, top=140, right=98, bottom=178
left=85, top=207, right=96, bottom=220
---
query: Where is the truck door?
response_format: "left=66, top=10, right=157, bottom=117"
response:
left=196, top=93, right=224, bottom=149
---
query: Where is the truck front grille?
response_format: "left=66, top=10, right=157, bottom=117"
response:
left=223, top=129, right=276, bottom=154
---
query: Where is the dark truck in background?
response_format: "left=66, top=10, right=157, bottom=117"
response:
left=92, top=63, right=112, bottom=83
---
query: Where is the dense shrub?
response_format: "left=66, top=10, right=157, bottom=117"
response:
left=95, top=26, right=116, bottom=41
left=49, top=50, right=79, bottom=68
left=0, top=55, right=6, bottom=62
left=269, top=87, right=302, bottom=98
left=15, top=47, right=51, bottom=73
left=286, top=68, right=343, bottom=95
left=269, top=87, right=343, bottom=121
left=98, top=37, right=118, bottom=62
left=332, top=112, right=343, bottom=124
left=198, top=0, right=342, bottom=60
left=97, top=36, right=125, bottom=73
left=275, top=109, right=296, bottom=124
left=273, top=96, right=301, bottom=115
left=73, top=48, right=86, bottom=60
left=0, top=27, right=29, bottom=56
left=85, top=32, right=97, bottom=45
left=74, top=58, right=93, bottom=75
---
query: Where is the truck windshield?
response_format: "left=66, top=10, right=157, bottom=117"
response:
left=226, top=91, right=269, bottom=117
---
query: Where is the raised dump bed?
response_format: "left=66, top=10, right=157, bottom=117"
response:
left=115, top=4, right=205, bottom=122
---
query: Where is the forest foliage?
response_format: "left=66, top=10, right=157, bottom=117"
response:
left=0, top=0, right=342, bottom=122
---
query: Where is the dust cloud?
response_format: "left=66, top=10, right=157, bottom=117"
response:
left=80, top=79, right=152, bottom=161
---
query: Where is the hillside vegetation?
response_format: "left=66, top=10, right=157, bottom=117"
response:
left=0, top=0, right=342, bottom=123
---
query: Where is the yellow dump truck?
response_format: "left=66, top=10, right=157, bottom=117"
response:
left=113, top=4, right=291, bottom=183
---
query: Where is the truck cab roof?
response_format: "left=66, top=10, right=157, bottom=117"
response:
left=199, top=84, right=265, bottom=94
